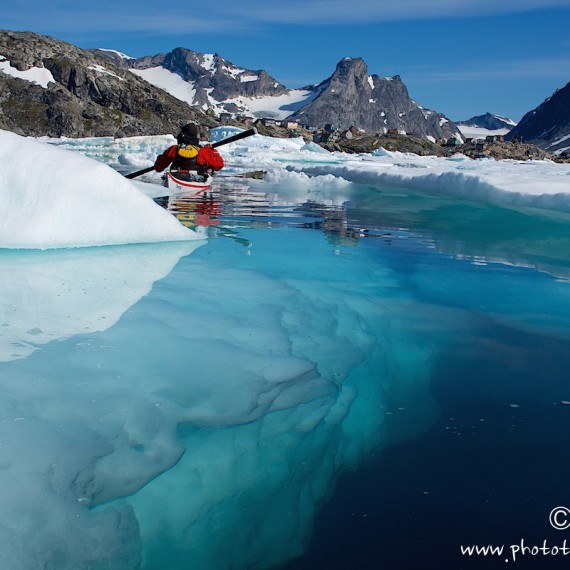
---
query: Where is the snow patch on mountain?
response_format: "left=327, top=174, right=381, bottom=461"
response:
left=0, top=54, right=54, bottom=87
left=95, top=48, right=134, bottom=61
left=493, top=114, right=517, bottom=127
left=133, top=64, right=314, bottom=119
left=88, top=64, right=124, bottom=81
left=131, top=67, right=197, bottom=107
left=239, top=89, right=320, bottom=119
left=200, top=53, right=216, bottom=72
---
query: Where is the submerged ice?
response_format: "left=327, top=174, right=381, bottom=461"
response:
left=0, top=241, right=203, bottom=361
left=0, top=229, right=441, bottom=569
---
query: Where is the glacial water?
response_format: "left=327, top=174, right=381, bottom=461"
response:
left=3, top=178, right=570, bottom=569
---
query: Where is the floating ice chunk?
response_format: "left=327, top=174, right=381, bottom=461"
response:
left=300, top=141, right=330, bottom=154
left=372, top=146, right=393, bottom=157
left=447, top=153, right=469, bottom=161
left=0, top=130, right=201, bottom=249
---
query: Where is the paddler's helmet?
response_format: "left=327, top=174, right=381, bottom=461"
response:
left=177, top=123, right=200, bottom=146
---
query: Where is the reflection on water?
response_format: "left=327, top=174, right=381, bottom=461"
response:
left=155, top=181, right=395, bottom=249
left=155, top=178, right=570, bottom=282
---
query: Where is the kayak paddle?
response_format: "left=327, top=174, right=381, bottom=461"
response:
left=124, top=127, right=258, bottom=179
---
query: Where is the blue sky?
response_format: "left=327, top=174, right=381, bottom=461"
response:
left=4, top=0, right=570, bottom=121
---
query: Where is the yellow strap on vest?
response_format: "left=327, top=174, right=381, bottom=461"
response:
left=178, top=145, right=199, bottom=158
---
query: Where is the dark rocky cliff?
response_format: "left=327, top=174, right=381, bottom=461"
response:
left=0, top=31, right=216, bottom=138
left=506, top=82, right=570, bottom=154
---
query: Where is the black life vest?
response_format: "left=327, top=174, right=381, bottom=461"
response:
left=172, top=144, right=200, bottom=171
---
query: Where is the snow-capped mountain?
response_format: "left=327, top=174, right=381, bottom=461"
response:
left=95, top=49, right=461, bottom=140
left=456, top=112, right=516, bottom=139
left=458, top=112, right=516, bottom=131
left=506, top=81, right=570, bottom=154
left=92, top=47, right=313, bottom=120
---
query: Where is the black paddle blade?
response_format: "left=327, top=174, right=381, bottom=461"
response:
left=125, top=166, right=155, bottom=179
left=211, top=127, right=257, bottom=149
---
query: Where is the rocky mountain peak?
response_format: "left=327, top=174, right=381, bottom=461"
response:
left=288, top=56, right=460, bottom=140
left=333, top=57, right=368, bottom=78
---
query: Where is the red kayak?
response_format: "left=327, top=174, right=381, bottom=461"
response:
left=165, top=171, right=213, bottom=193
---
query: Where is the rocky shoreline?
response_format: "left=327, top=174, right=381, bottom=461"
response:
left=253, top=122, right=566, bottom=163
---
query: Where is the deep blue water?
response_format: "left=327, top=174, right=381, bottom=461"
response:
left=158, top=180, right=570, bottom=570
left=283, top=325, right=570, bottom=570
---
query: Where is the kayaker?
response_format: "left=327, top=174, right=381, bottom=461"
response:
left=153, top=123, right=224, bottom=182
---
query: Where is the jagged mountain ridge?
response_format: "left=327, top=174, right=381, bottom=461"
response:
left=506, top=81, right=570, bottom=154
left=0, top=31, right=216, bottom=138
left=96, top=48, right=461, bottom=140
left=286, top=57, right=461, bottom=139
